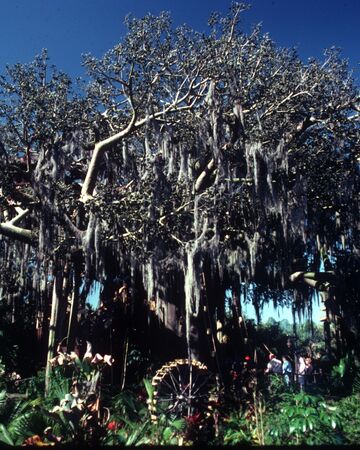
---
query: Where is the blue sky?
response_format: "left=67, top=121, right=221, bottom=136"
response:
left=0, top=0, right=359, bottom=82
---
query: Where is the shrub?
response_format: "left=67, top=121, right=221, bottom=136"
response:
left=337, top=394, right=360, bottom=444
left=265, top=391, right=345, bottom=445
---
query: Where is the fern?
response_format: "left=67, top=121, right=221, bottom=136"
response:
left=8, top=411, right=37, bottom=445
left=0, top=398, right=51, bottom=446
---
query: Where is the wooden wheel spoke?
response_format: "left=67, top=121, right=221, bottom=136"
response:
left=151, top=359, right=212, bottom=421
left=168, top=369, right=181, bottom=392
left=160, top=376, right=178, bottom=393
left=191, top=393, right=209, bottom=400
left=191, top=373, right=212, bottom=397
left=176, top=365, right=184, bottom=386
left=156, top=396, right=177, bottom=402
left=189, top=370, right=202, bottom=390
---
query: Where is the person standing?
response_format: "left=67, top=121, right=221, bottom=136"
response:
left=297, top=355, right=306, bottom=391
left=265, top=353, right=282, bottom=375
left=305, top=356, right=314, bottom=387
left=282, top=355, right=293, bottom=385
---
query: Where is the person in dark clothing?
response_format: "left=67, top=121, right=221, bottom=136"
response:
left=265, top=353, right=282, bottom=375
left=305, top=356, right=314, bottom=387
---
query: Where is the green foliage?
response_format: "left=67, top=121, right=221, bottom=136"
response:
left=111, top=389, right=148, bottom=424
left=332, top=357, right=347, bottom=379
left=0, top=390, right=7, bottom=421
left=45, top=368, right=71, bottom=408
left=222, top=410, right=253, bottom=445
left=45, top=344, right=115, bottom=444
left=150, top=415, right=186, bottom=446
left=266, top=374, right=295, bottom=400
left=7, top=407, right=49, bottom=445
left=143, top=377, right=154, bottom=403
left=337, top=394, right=360, bottom=444
left=0, top=397, right=52, bottom=446
left=266, top=391, right=344, bottom=445
left=1, top=369, right=360, bottom=446
left=0, top=423, right=14, bottom=446
left=102, top=378, right=189, bottom=446
left=296, top=323, right=325, bottom=356
left=330, top=353, right=358, bottom=395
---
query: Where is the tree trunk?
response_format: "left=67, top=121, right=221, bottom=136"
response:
left=321, top=292, right=332, bottom=356
left=66, top=255, right=82, bottom=351
left=45, top=270, right=63, bottom=396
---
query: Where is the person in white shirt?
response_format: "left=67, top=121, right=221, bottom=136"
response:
left=297, top=355, right=306, bottom=390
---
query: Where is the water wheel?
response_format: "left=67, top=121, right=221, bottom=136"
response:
left=148, top=358, right=214, bottom=422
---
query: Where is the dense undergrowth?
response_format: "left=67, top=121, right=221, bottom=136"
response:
left=0, top=349, right=360, bottom=446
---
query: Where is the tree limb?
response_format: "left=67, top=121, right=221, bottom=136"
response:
left=80, top=76, right=210, bottom=202
left=0, top=222, right=36, bottom=245
left=194, top=158, right=215, bottom=193
left=0, top=207, right=36, bottom=244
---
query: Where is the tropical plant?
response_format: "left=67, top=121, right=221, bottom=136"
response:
left=103, top=412, right=187, bottom=446
left=330, top=353, right=359, bottom=395
left=101, top=378, right=187, bottom=446
left=47, top=342, right=113, bottom=444
left=265, top=391, right=345, bottom=445
left=221, top=409, right=253, bottom=445
left=222, top=403, right=264, bottom=445
left=0, top=397, right=53, bottom=446
left=265, top=373, right=293, bottom=399
left=337, top=393, right=360, bottom=444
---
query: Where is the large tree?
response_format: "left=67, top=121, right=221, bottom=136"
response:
left=0, top=3, right=359, bottom=384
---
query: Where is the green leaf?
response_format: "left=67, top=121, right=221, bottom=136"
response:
left=0, top=424, right=14, bottom=446
left=171, top=419, right=185, bottom=431
left=163, top=427, right=173, bottom=441
left=126, top=420, right=149, bottom=446
left=292, top=418, right=303, bottom=431
left=326, top=405, right=337, bottom=412
left=143, top=378, right=154, bottom=401
left=338, top=359, right=346, bottom=378
left=71, top=353, right=82, bottom=368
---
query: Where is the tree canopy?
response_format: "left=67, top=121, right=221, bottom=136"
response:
left=0, top=3, right=359, bottom=369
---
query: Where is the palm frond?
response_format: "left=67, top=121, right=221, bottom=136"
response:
left=7, top=407, right=50, bottom=445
